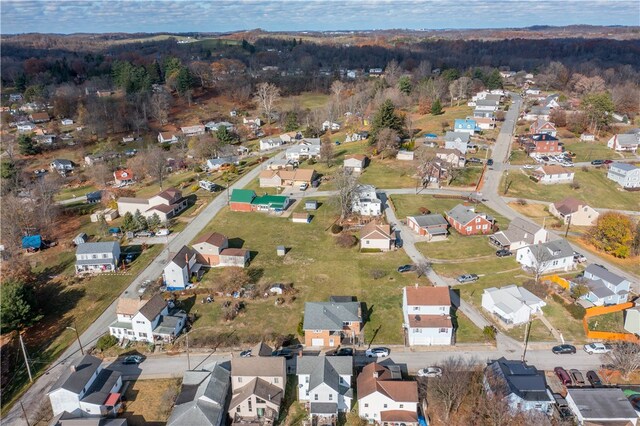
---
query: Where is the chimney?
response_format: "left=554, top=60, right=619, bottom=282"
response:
left=185, top=252, right=190, bottom=276
left=373, top=371, right=379, bottom=378
left=415, top=283, right=418, bottom=288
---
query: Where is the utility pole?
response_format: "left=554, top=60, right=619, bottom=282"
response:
left=186, top=331, right=191, bottom=370
left=564, top=214, right=572, bottom=238
left=19, top=332, right=33, bottom=383
left=521, top=320, right=532, bottom=363
left=66, top=323, right=84, bottom=355
left=20, top=402, right=30, bottom=426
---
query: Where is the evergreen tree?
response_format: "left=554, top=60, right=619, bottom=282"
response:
left=284, top=111, right=299, bottom=131
left=133, top=210, right=148, bottom=231
left=216, top=126, right=237, bottom=144
left=398, top=76, right=412, bottom=95
left=147, top=213, right=161, bottom=230
left=0, top=280, right=41, bottom=332
left=176, top=67, right=193, bottom=94
left=484, top=69, right=503, bottom=90
left=370, top=99, right=405, bottom=144
left=122, top=211, right=135, bottom=231
left=431, top=99, right=443, bottom=115
left=18, top=134, right=39, bottom=155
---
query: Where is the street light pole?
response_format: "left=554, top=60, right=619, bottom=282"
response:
left=18, top=332, right=33, bottom=383
left=66, top=323, right=84, bottom=355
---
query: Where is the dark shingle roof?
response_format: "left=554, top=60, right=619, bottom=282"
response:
left=584, top=264, right=627, bottom=286
left=487, top=358, right=552, bottom=403
left=50, top=355, right=102, bottom=394
left=303, top=301, right=361, bottom=331
left=138, top=294, right=166, bottom=321
left=567, top=388, right=638, bottom=420
left=297, top=357, right=352, bottom=393
left=170, top=246, right=196, bottom=268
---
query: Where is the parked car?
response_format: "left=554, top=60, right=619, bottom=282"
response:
left=586, top=370, right=602, bottom=387
left=122, top=355, right=143, bottom=365
left=552, top=344, right=577, bottom=355
left=554, top=367, right=572, bottom=385
left=124, top=253, right=137, bottom=264
left=271, top=348, right=296, bottom=359
left=573, top=252, right=587, bottom=263
left=156, top=228, right=170, bottom=236
left=486, top=159, right=494, bottom=166
left=522, top=164, right=534, bottom=169
left=456, top=274, right=479, bottom=283
left=365, top=347, right=390, bottom=358
left=603, top=159, right=614, bottom=164
left=627, top=392, right=640, bottom=411
left=135, top=230, right=154, bottom=238
left=584, top=342, right=611, bottom=354
left=299, top=182, right=309, bottom=191
left=553, top=393, right=574, bottom=420
left=239, top=349, right=252, bottom=358
left=496, top=249, right=513, bottom=257
left=327, top=347, right=354, bottom=357
left=417, top=367, right=443, bottom=378
left=397, top=264, right=416, bottom=273
left=570, top=369, right=585, bottom=385
left=590, top=159, right=604, bottom=165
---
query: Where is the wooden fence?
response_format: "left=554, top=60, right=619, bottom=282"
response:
left=582, top=302, right=640, bottom=343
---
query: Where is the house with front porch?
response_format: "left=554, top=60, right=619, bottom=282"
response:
left=516, top=239, right=575, bottom=273
left=297, top=356, right=353, bottom=421
left=531, top=165, right=575, bottom=184
left=454, top=118, right=481, bottom=135
left=607, top=162, right=640, bottom=189
left=444, top=131, right=470, bottom=154
left=489, top=217, right=547, bottom=251
left=75, top=242, right=121, bottom=274
left=446, top=204, right=495, bottom=236
left=117, top=188, right=188, bottom=222
left=580, top=264, right=630, bottom=306
left=481, top=285, right=546, bottom=325
left=285, top=138, right=322, bottom=161
left=403, top=286, right=453, bottom=346
left=529, top=119, right=557, bottom=137
left=192, top=232, right=250, bottom=268
left=352, top=185, right=382, bottom=216
left=229, top=189, right=291, bottom=213
left=549, top=198, right=600, bottom=226
left=607, top=133, right=639, bottom=152
left=303, top=300, right=362, bottom=347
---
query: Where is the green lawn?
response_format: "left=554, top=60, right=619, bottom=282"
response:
left=454, top=310, right=490, bottom=344
left=508, top=149, right=537, bottom=165
left=587, top=311, right=626, bottom=333
left=55, top=184, right=99, bottom=201
left=416, top=233, right=496, bottom=261
left=504, top=319, right=555, bottom=342
left=563, top=140, right=622, bottom=162
left=502, top=168, right=640, bottom=210
left=541, top=298, right=586, bottom=343
left=411, top=105, right=474, bottom=135
left=358, top=159, right=418, bottom=189
left=278, top=92, right=331, bottom=110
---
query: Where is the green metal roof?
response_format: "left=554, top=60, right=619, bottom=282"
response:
left=252, top=194, right=289, bottom=208
left=230, top=189, right=256, bottom=203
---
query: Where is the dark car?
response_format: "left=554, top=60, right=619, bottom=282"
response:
left=553, top=393, right=574, bottom=420
left=468, top=157, right=483, bottom=164
left=311, top=179, right=320, bottom=188
left=272, top=349, right=295, bottom=359
left=554, top=367, right=572, bottom=385
left=570, top=369, right=585, bottom=385
left=397, top=264, right=416, bottom=273
left=327, top=347, right=354, bottom=357
left=487, top=159, right=494, bottom=166
left=586, top=370, right=602, bottom=387
left=496, top=249, right=512, bottom=257
left=552, top=344, right=577, bottom=355
left=122, top=355, right=143, bottom=365
left=124, top=252, right=138, bottom=264
left=239, top=349, right=252, bottom=358
left=628, top=393, right=640, bottom=411
left=603, top=159, right=614, bottom=164
left=590, top=159, right=605, bottom=165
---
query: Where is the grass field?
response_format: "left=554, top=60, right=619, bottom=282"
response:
left=278, top=93, right=331, bottom=110
left=504, top=319, right=555, bottom=342
left=541, top=298, right=586, bottom=342
left=563, top=140, right=623, bottom=162
left=411, top=105, right=474, bottom=135
left=416, top=233, right=496, bottom=261
left=454, top=311, right=490, bottom=344
left=587, top=311, right=626, bottom=333
left=121, top=379, right=181, bottom=425
left=502, top=168, right=640, bottom=210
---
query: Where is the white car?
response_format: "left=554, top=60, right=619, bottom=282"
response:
left=584, top=342, right=611, bottom=354
left=365, top=347, right=390, bottom=358
left=523, top=164, right=534, bottom=169
left=156, top=228, right=171, bottom=236
left=417, top=367, right=442, bottom=378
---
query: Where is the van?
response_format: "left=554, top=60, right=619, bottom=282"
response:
left=156, top=229, right=170, bottom=236
left=299, top=182, right=309, bottom=191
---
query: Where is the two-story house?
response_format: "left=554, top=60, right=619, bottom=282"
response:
left=435, top=148, right=466, bottom=168
left=117, top=188, right=188, bottom=222
left=446, top=204, right=495, bottom=236
left=163, top=246, right=200, bottom=290
left=522, top=133, right=561, bottom=157
left=530, top=118, right=557, bottom=137
left=454, top=118, right=481, bottom=135
left=229, top=357, right=286, bottom=423
left=48, top=354, right=123, bottom=418
left=444, top=131, right=470, bottom=154
left=549, top=197, right=600, bottom=226
left=607, top=133, right=639, bottom=153
left=259, top=137, right=284, bottom=151
left=485, top=358, right=554, bottom=415
left=75, top=242, right=121, bottom=274
left=352, top=185, right=382, bottom=216
left=403, top=286, right=453, bottom=346
left=580, top=264, right=630, bottom=306
left=192, top=232, right=250, bottom=268
left=157, top=132, right=178, bottom=144
left=475, top=99, right=499, bottom=112
left=607, top=162, right=640, bottom=189
left=516, top=239, right=575, bottom=273
left=297, top=356, right=353, bottom=420
left=108, top=294, right=186, bottom=343
left=489, top=217, right=548, bottom=251
left=357, top=362, right=418, bottom=425
left=303, top=299, right=362, bottom=347
left=285, top=139, right=322, bottom=161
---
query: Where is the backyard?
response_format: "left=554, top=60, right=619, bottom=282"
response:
left=587, top=311, right=626, bottom=333
left=121, top=379, right=181, bottom=426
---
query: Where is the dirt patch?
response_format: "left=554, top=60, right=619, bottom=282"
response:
left=121, top=379, right=181, bottom=426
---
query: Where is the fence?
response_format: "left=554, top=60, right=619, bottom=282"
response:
left=582, top=302, right=640, bottom=343
left=543, top=274, right=571, bottom=290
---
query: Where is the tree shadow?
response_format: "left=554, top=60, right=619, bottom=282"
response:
left=184, top=193, right=198, bottom=207
left=247, top=267, right=264, bottom=283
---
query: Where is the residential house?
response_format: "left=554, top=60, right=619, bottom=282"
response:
left=580, top=133, right=596, bottom=142
left=396, top=150, right=415, bottom=161
left=531, top=165, right=575, bottom=184
left=522, top=133, right=561, bottom=156
left=9, top=93, right=23, bottom=102
left=607, top=162, right=640, bottom=189
left=525, top=88, right=541, bottom=95
left=565, top=388, right=638, bottom=426
left=90, top=208, right=119, bottom=223
left=475, top=99, right=499, bottom=112
left=86, top=191, right=103, bottom=204
left=50, top=414, right=128, bottom=426
left=259, top=137, right=284, bottom=151
left=516, top=239, right=575, bottom=273
left=109, top=294, right=186, bottom=344
left=543, top=94, right=560, bottom=108
left=352, top=185, right=382, bottom=216
left=259, top=168, right=316, bottom=188
left=167, top=363, right=231, bottom=426
left=357, top=362, right=418, bottom=425
left=48, top=354, right=123, bottom=418
left=322, top=121, right=341, bottom=131
left=454, top=118, right=481, bottom=135
left=163, top=246, right=200, bottom=290
left=30, top=112, right=50, bottom=123
left=36, top=134, right=56, bottom=145
left=61, top=118, right=74, bottom=126
left=229, top=189, right=291, bottom=213
left=406, top=214, right=449, bottom=242
left=17, top=121, right=36, bottom=133
left=344, top=155, right=368, bottom=173
left=285, top=139, right=321, bottom=161
left=279, top=132, right=299, bottom=143
left=360, top=222, right=394, bottom=251
left=529, top=119, right=557, bottom=137
left=524, top=106, right=551, bottom=121
left=403, top=286, right=453, bottom=346
left=113, top=169, right=134, bottom=186
left=481, top=285, right=546, bottom=325
left=50, top=159, right=74, bottom=174
left=607, top=133, right=639, bottom=152
left=446, top=204, right=495, bottom=236
left=473, top=115, right=496, bottom=129
left=157, top=132, right=178, bottom=144
left=485, top=358, right=554, bottom=414
left=489, top=217, right=548, bottom=251
left=205, top=121, right=234, bottom=132
left=181, top=125, right=205, bottom=137
left=303, top=300, right=362, bottom=347
left=117, top=188, right=188, bottom=222
left=580, top=264, right=630, bottom=306
left=435, top=148, right=466, bottom=168
left=229, top=357, right=286, bottom=424
left=192, top=232, right=249, bottom=268
left=205, top=156, right=239, bottom=171
left=345, top=131, right=368, bottom=142
left=549, top=198, right=599, bottom=226
left=243, top=117, right=262, bottom=127
left=624, top=305, right=640, bottom=336
left=444, top=131, right=471, bottom=154
left=75, top=242, right=120, bottom=274
left=297, top=356, right=353, bottom=419
left=292, top=212, right=311, bottom=223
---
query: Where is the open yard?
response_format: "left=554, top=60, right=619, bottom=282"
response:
left=504, top=319, right=555, bottom=342
left=410, top=105, right=474, bottom=135
left=416, top=233, right=496, bottom=261
left=540, top=298, right=586, bottom=343
left=587, top=311, right=626, bottom=333
left=121, top=379, right=181, bottom=426
left=502, top=168, right=640, bottom=210
left=567, top=235, right=640, bottom=277
left=563, top=139, right=626, bottom=162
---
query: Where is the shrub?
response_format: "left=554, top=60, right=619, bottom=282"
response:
left=483, top=325, right=497, bottom=342
left=551, top=293, right=586, bottom=319
left=297, top=318, right=304, bottom=337
left=581, top=166, right=589, bottom=172
left=336, top=233, right=357, bottom=248
left=96, top=335, right=118, bottom=351
left=370, top=269, right=387, bottom=280
left=419, top=207, right=431, bottom=215
left=330, top=224, right=343, bottom=234
left=570, top=181, right=581, bottom=190
left=516, top=198, right=527, bottom=206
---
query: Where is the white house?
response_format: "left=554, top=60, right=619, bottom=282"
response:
left=204, top=121, right=234, bottom=132
left=322, top=121, right=341, bottom=131
left=117, top=188, right=188, bottom=222
left=481, top=285, right=546, bottom=325
left=580, top=264, right=631, bottom=307
left=285, top=139, right=321, bottom=161
left=75, top=242, right=120, bottom=274
left=435, top=148, right=466, bottom=168
left=297, top=356, right=353, bottom=419
left=259, top=137, right=283, bottom=151
left=489, top=217, right=548, bottom=251
left=580, top=133, right=595, bottom=142
left=475, top=99, right=499, bottom=112
left=444, top=131, right=470, bottom=154
left=403, top=286, right=453, bottom=345
left=48, top=354, right=123, bottom=418
left=344, top=154, right=367, bottom=172
left=163, top=246, right=200, bottom=290
left=157, top=132, right=178, bottom=144
left=205, top=156, right=239, bottom=171
left=229, top=357, right=286, bottom=423
left=357, top=362, right=419, bottom=425
left=360, top=222, right=394, bottom=251
left=566, top=388, right=638, bottom=426
left=549, top=197, right=600, bottom=227
left=181, top=124, right=205, bottom=137
left=61, top=118, right=74, bottom=126
left=525, top=88, right=541, bottom=95
left=396, top=150, right=415, bottom=161
left=352, top=185, right=382, bottom=216
left=17, top=122, right=37, bottom=133
left=607, top=134, right=639, bottom=152
left=607, top=162, right=640, bottom=189
left=516, top=239, right=575, bottom=274
left=531, top=165, right=575, bottom=184
left=108, top=294, right=186, bottom=344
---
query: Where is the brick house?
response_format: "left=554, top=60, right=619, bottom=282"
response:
left=303, top=299, right=362, bottom=347
left=446, top=204, right=495, bottom=236
left=521, top=133, right=561, bottom=156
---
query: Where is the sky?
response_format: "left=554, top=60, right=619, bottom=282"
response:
left=1, top=0, right=639, bottom=34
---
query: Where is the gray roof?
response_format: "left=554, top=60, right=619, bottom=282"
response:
left=297, top=356, right=352, bottom=394
left=487, top=358, right=552, bottom=403
left=444, top=131, right=470, bottom=143
left=303, top=301, right=361, bottom=331
left=409, top=214, right=448, bottom=228
left=75, top=241, right=119, bottom=255
left=446, top=204, right=491, bottom=226
left=310, top=402, right=338, bottom=414
left=530, top=106, right=551, bottom=115
left=75, top=259, right=115, bottom=266
left=496, top=217, right=543, bottom=246
left=139, top=294, right=167, bottom=321
left=584, top=264, right=627, bottom=286
left=170, top=245, right=197, bottom=268
left=610, top=162, right=638, bottom=172
left=476, top=99, right=498, bottom=107
left=567, top=388, right=638, bottom=420
left=484, top=285, right=545, bottom=315
left=81, top=368, right=122, bottom=404
left=584, top=279, right=615, bottom=299
left=614, top=134, right=639, bottom=147
left=53, top=414, right=128, bottom=426
left=167, top=363, right=230, bottom=426
left=229, top=377, right=284, bottom=411
left=231, top=356, right=286, bottom=378
left=527, top=239, right=573, bottom=261
left=50, top=355, right=103, bottom=395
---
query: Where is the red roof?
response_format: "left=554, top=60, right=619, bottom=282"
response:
left=114, top=169, right=134, bottom=181
left=104, top=392, right=120, bottom=406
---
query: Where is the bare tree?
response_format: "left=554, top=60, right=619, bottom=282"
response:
left=414, top=60, right=432, bottom=80
left=87, top=162, right=112, bottom=188
left=384, top=60, right=402, bottom=87
left=332, top=168, right=358, bottom=222
left=603, top=342, right=640, bottom=380
left=428, top=357, right=477, bottom=423
left=320, top=137, right=334, bottom=167
left=132, top=146, right=169, bottom=189
left=331, top=80, right=345, bottom=113
left=150, top=90, right=171, bottom=126
left=528, top=245, right=553, bottom=284
left=416, top=148, right=440, bottom=187
left=415, top=261, right=432, bottom=278
left=31, top=173, right=62, bottom=233
left=376, top=128, right=400, bottom=160
left=456, top=77, right=472, bottom=106
left=253, top=82, right=280, bottom=124
left=448, top=80, right=458, bottom=107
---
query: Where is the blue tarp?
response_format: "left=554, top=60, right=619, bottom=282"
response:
left=22, top=235, right=42, bottom=250
left=108, top=227, right=121, bottom=234
left=424, top=133, right=438, bottom=139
